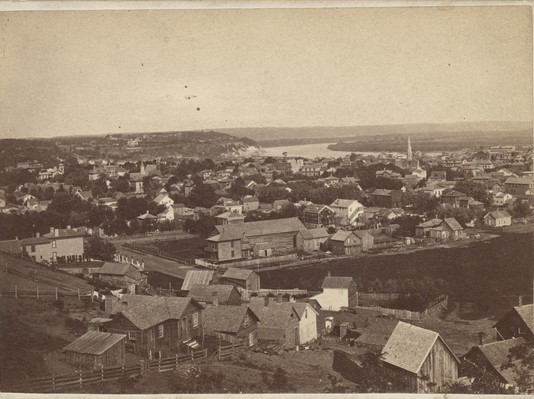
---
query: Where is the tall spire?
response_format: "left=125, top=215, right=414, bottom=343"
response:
left=407, top=137, right=413, bottom=162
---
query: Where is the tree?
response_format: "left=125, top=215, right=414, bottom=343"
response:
left=453, top=181, right=491, bottom=207
left=85, top=236, right=116, bottom=261
left=261, top=367, right=295, bottom=392
left=510, top=200, right=531, bottom=219
left=501, top=341, right=534, bottom=393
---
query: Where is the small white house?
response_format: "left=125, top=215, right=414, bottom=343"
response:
left=329, top=199, right=364, bottom=225
left=311, top=275, right=357, bottom=311
left=483, top=210, right=512, bottom=227
left=153, top=194, right=174, bottom=209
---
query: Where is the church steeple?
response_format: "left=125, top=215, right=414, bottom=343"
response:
left=407, top=137, right=413, bottom=162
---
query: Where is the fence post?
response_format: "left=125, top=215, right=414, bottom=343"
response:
left=140, top=360, right=145, bottom=374
left=158, top=357, right=161, bottom=372
left=52, top=373, right=55, bottom=391
left=79, top=369, right=83, bottom=387
left=176, top=353, right=179, bottom=368
left=36, top=286, right=39, bottom=300
left=101, top=365, right=104, bottom=381
left=78, top=289, right=80, bottom=301
left=55, top=287, right=58, bottom=300
left=15, top=285, right=18, bottom=299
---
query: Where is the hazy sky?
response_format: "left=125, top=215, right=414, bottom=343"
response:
left=0, top=6, right=532, bottom=138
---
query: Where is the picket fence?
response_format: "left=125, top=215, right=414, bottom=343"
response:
left=5, top=349, right=207, bottom=393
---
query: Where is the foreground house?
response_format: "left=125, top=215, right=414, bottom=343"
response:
left=463, top=337, right=528, bottom=390
left=381, top=321, right=460, bottom=393
left=493, top=304, right=534, bottom=342
left=249, top=297, right=318, bottom=348
left=202, top=305, right=260, bottom=346
left=63, top=331, right=126, bottom=369
left=311, top=275, right=357, bottom=311
left=105, top=296, right=204, bottom=358
left=329, top=230, right=373, bottom=255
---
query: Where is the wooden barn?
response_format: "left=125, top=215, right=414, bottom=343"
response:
left=63, top=331, right=126, bottom=369
left=222, top=268, right=260, bottom=291
left=381, top=321, right=460, bottom=393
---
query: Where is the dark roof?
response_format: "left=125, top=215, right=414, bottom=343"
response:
left=202, top=305, right=259, bottom=334
left=181, top=270, right=214, bottom=291
left=303, top=204, right=331, bottom=214
left=300, top=227, right=329, bottom=240
left=187, top=284, right=240, bottom=304
left=473, top=337, right=527, bottom=385
left=322, top=276, right=354, bottom=289
left=381, top=321, right=459, bottom=374
left=121, top=296, right=202, bottom=330
left=222, top=267, right=255, bottom=281
left=63, top=331, right=125, bottom=355
left=211, top=217, right=306, bottom=242
left=98, top=262, right=143, bottom=280
left=485, top=210, right=512, bottom=220
left=442, top=218, right=464, bottom=231
left=19, top=236, right=50, bottom=246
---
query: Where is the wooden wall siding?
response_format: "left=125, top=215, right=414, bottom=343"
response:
left=211, top=322, right=258, bottom=346
left=495, top=312, right=534, bottom=341
left=217, top=240, right=242, bottom=262
left=418, top=337, right=458, bottom=392
left=65, top=340, right=125, bottom=370
left=248, top=232, right=297, bottom=254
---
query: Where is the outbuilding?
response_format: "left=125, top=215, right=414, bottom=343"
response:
left=63, top=331, right=126, bottom=369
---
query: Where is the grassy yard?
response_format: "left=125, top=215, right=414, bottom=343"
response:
left=151, top=237, right=207, bottom=260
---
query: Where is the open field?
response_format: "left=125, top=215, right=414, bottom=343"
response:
left=261, top=232, right=534, bottom=320
left=150, top=237, right=207, bottom=261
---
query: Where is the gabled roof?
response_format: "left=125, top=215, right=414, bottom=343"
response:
left=485, top=210, right=512, bottom=220
left=381, top=321, right=459, bottom=374
left=505, top=177, right=534, bottom=185
left=443, top=218, right=463, bottom=231
left=121, top=296, right=202, bottom=330
left=330, top=230, right=354, bottom=242
left=417, top=218, right=443, bottom=228
left=300, top=227, right=329, bottom=240
left=372, top=189, right=393, bottom=196
left=222, top=267, right=255, bottom=280
left=153, top=194, right=171, bottom=203
left=20, top=236, right=50, bottom=245
left=330, top=198, right=362, bottom=208
left=187, top=284, right=240, bottom=304
left=470, top=337, right=527, bottom=385
left=202, top=305, right=259, bottom=334
left=212, top=217, right=306, bottom=241
left=442, top=190, right=466, bottom=198
left=98, top=262, right=143, bottom=280
left=63, top=331, right=126, bottom=355
left=322, top=276, right=354, bottom=289
left=181, top=270, right=214, bottom=291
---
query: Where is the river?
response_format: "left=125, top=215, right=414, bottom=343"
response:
left=260, top=142, right=404, bottom=158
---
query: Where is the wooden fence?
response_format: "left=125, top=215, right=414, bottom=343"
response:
left=350, top=295, right=449, bottom=321
left=212, top=342, right=245, bottom=361
left=4, top=349, right=207, bottom=393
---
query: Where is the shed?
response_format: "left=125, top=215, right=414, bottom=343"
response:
left=63, top=331, right=126, bottom=369
left=222, top=267, right=260, bottom=291
left=181, top=270, right=214, bottom=291
left=381, top=321, right=459, bottom=393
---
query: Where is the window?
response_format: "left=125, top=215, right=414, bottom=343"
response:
left=231, top=241, right=235, bottom=248
left=52, top=240, right=56, bottom=248
left=128, top=331, right=138, bottom=341
left=243, top=314, right=249, bottom=328
left=157, top=324, right=164, bottom=338
left=31, top=245, right=35, bottom=252
left=192, top=312, right=199, bottom=328
left=231, top=250, right=235, bottom=257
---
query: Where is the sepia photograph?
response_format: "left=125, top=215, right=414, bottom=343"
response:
left=0, top=1, right=533, bottom=396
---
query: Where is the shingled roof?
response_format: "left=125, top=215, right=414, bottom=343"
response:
left=202, top=305, right=259, bottom=334
left=121, top=297, right=203, bottom=330
left=222, top=267, right=255, bottom=280
left=322, top=276, right=354, bottom=289
left=187, top=284, right=240, bottom=304
left=381, top=321, right=459, bottom=374
left=211, top=217, right=306, bottom=242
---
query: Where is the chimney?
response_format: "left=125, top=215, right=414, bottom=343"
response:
left=212, top=292, right=219, bottom=307
left=478, top=332, right=484, bottom=346
left=327, top=270, right=331, bottom=278
left=50, top=226, right=54, bottom=234
left=54, top=228, right=59, bottom=237
left=276, top=293, right=282, bottom=304
left=289, top=295, right=296, bottom=303
left=36, top=232, right=40, bottom=238
left=518, top=295, right=523, bottom=307
left=67, top=225, right=71, bottom=230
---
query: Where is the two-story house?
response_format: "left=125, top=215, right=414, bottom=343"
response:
left=21, top=227, right=85, bottom=264
left=329, top=199, right=364, bottom=226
